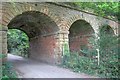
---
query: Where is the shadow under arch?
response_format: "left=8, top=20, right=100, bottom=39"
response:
left=8, top=11, right=59, bottom=38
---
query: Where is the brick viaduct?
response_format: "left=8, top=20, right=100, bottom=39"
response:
left=0, top=2, right=119, bottom=64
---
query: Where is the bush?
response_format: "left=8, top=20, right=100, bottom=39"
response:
left=62, top=52, right=119, bottom=78
left=7, top=29, right=29, bottom=58
left=62, top=33, right=119, bottom=78
left=0, top=54, right=18, bottom=79
left=2, top=62, right=18, bottom=79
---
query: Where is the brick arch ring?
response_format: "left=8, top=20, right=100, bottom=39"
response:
left=1, top=2, right=61, bottom=30
left=62, top=14, right=98, bottom=33
left=100, top=19, right=119, bottom=35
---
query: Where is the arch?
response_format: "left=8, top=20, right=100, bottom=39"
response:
left=62, top=14, right=97, bottom=33
left=1, top=2, right=61, bottom=28
left=99, top=19, right=118, bottom=35
left=100, top=25, right=115, bottom=35
left=8, top=11, right=59, bottom=38
left=6, top=10, right=59, bottom=64
left=1, top=2, right=62, bottom=64
left=69, top=19, right=95, bottom=53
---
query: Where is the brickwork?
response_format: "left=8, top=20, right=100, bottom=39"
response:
left=0, top=2, right=119, bottom=64
left=0, top=30, right=7, bottom=62
left=29, top=34, right=58, bottom=64
left=69, top=20, right=94, bottom=52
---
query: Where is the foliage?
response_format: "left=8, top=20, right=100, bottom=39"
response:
left=62, top=31, right=119, bottom=78
left=1, top=29, right=24, bottom=79
left=67, top=2, right=119, bottom=21
left=2, top=62, right=18, bottom=80
left=0, top=54, right=18, bottom=79
left=62, top=53, right=97, bottom=74
left=0, top=54, right=7, bottom=58
left=7, top=29, right=29, bottom=57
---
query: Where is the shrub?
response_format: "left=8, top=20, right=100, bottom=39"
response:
left=62, top=32, right=119, bottom=78
left=7, top=29, right=29, bottom=58
left=0, top=54, right=18, bottom=79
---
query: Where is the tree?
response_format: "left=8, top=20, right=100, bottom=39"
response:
left=7, top=29, right=29, bottom=57
left=66, top=2, right=119, bottom=21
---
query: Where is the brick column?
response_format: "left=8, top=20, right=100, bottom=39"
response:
left=54, top=31, right=69, bottom=64
left=0, top=26, right=7, bottom=79
left=0, top=26, right=8, bottom=63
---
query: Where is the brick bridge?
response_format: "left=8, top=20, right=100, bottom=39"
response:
left=0, top=2, right=119, bottom=64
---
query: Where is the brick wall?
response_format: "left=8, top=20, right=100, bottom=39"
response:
left=29, top=35, right=57, bottom=64
left=69, top=35, right=89, bottom=52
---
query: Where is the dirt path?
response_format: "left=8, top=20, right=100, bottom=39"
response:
left=7, top=54, right=97, bottom=78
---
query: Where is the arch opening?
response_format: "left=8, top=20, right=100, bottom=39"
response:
left=7, top=29, right=29, bottom=57
left=7, top=11, right=59, bottom=64
left=69, top=20, right=95, bottom=54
